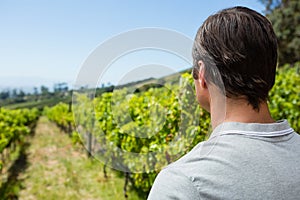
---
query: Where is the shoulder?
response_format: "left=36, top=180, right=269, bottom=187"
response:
left=147, top=166, right=200, bottom=200
left=147, top=143, right=206, bottom=200
left=147, top=137, right=242, bottom=200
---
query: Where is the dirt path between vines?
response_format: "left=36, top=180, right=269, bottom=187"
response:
left=12, top=117, right=139, bottom=200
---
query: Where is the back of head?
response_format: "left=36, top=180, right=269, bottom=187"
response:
left=192, top=6, right=278, bottom=110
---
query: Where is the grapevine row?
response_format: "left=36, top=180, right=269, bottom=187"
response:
left=45, top=63, right=300, bottom=195
left=0, top=107, right=39, bottom=170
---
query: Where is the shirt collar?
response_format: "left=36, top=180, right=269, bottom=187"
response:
left=210, top=119, right=294, bottom=139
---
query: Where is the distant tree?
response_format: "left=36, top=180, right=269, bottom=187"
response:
left=260, top=0, right=300, bottom=65
left=12, top=89, right=17, bottom=98
left=40, top=85, right=49, bottom=96
left=54, top=83, right=68, bottom=93
left=260, top=0, right=282, bottom=14
left=0, top=90, right=10, bottom=100
left=33, top=87, right=39, bottom=95
left=33, top=87, right=39, bottom=101
left=18, top=89, right=25, bottom=98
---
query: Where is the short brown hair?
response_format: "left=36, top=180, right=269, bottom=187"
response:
left=192, top=6, right=278, bottom=110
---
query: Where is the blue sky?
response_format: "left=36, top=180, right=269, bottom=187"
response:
left=0, top=0, right=264, bottom=91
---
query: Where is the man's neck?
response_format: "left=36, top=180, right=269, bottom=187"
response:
left=210, top=99, right=275, bottom=129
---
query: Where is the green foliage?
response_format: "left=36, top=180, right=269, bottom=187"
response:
left=71, top=131, right=81, bottom=145
left=71, top=75, right=210, bottom=194
left=269, top=62, right=300, bottom=132
left=47, top=63, right=300, bottom=195
left=44, top=102, right=75, bottom=132
left=261, top=0, right=300, bottom=65
left=0, top=108, right=39, bottom=170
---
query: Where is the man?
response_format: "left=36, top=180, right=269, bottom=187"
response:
left=148, top=6, right=300, bottom=200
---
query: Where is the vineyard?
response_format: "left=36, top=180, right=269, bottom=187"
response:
left=1, top=0, right=299, bottom=198
left=0, top=72, right=297, bottom=200
left=0, top=63, right=299, bottom=199
left=43, top=63, right=300, bottom=197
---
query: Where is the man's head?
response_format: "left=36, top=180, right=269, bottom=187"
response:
left=192, top=6, right=278, bottom=111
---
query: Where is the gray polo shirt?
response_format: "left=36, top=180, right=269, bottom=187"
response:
left=148, top=120, right=300, bottom=200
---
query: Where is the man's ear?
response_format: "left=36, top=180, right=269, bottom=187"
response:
left=197, top=60, right=206, bottom=88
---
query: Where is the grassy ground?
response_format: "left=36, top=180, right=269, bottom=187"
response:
left=1, top=117, right=141, bottom=200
